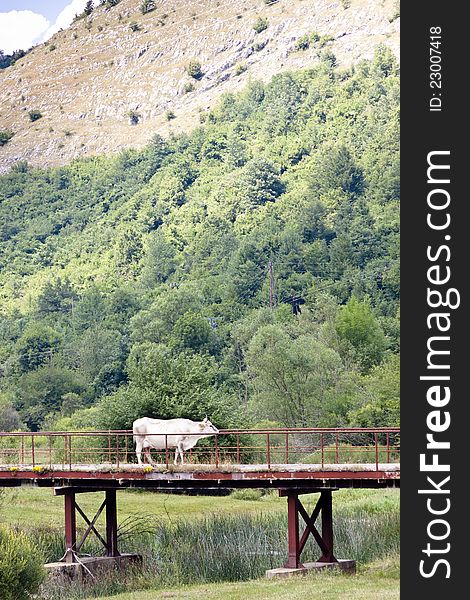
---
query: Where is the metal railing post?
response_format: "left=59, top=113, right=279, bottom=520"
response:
left=320, top=432, right=324, bottom=468
left=267, top=433, right=271, bottom=468
left=375, top=433, right=379, bottom=470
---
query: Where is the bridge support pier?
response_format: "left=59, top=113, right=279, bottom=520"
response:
left=57, top=488, right=121, bottom=563
left=284, top=489, right=337, bottom=569
left=267, top=489, right=356, bottom=578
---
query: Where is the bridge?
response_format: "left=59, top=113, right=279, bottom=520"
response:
left=0, top=427, right=399, bottom=575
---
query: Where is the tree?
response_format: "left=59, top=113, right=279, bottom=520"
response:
left=96, top=343, right=227, bottom=429
left=0, top=394, right=21, bottom=431
left=314, top=145, right=365, bottom=196
left=170, top=311, right=214, bottom=354
left=247, top=325, right=344, bottom=426
left=84, top=1, right=94, bottom=16
left=236, top=158, right=284, bottom=211
left=114, top=227, right=143, bottom=276
left=60, top=392, right=84, bottom=417
left=74, top=326, right=124, bottom=381
left=335, top=296, right=387, bottom=372
left=14, top=366, right=85, bottom=430
left=37, top=278, right=77, bottom=316
left=347, top=353, right=400, bottom=426
left=16, top=324, right=61, bottom=372
left=140, top=230, right=177, bottom=286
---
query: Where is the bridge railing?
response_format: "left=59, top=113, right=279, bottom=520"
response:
left=0, top=428, right=399, bottom=471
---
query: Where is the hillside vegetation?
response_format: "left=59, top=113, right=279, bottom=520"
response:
left=0, top=48, right=399, bottom=433
left=0, top=0, right=399, bottom=171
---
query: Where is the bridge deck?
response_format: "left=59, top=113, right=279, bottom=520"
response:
left=0, top=462, right=400, bottom=490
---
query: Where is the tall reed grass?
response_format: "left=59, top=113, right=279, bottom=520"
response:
left=35, top=499, right=399, bottom=599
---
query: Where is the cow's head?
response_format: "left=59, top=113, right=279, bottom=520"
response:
left=200, top=416, right=219, bottom=435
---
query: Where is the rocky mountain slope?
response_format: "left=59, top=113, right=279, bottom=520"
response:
left=0, top=0, right=399, bottom=172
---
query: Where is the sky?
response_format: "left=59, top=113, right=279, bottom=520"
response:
left=0, top=0, right=93, bottom=53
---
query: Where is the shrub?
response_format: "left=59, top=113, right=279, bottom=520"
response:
left=0, top=525, right=46, bottom=600
left=182, top=81, right=195, bottom=94
left=389, top=0, right=400, bottom=21
left=186, top=59, right=203, bottom=79
left=49, top=44, right=56, bottom=51
left=141, top=0, right=156, bottom=14
left=230, top=488, right=262, bottom=501
left=0, top=130, right=14, bottom=146
left=28, top=110, right=42, bottom=122
left=127, top=110, right=141, bottom=125
left=253, top=16, right=268, bottom=33
left=319, top=34, right=335, bottom=47
left=11, top=160, right=29, bottom=173
left=165, top=110, right=176, bottom=121
left=319, top=49, right=337, bottom=67
left=103, top=0, right=121, bottom=7
left=294, top=34, right=310, bottom=51
left=234, top=62, right=248, bottom=76
left=129, top=21, right=141, bottom=32
left=252, top=40, right=267, bottom=52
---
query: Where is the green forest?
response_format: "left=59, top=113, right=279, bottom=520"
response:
left=0, top=46, right=399, bottom=434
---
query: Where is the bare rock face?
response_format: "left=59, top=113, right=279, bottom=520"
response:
left=0, top=0, right=399, bottom=172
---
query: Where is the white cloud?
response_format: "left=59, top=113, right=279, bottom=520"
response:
left=41, top=0, right=94, bottom=43
left=0, top=10, right=50, bottom=54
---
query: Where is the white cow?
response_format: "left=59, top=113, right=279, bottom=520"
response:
left=133, top=416, right=219, bottom=465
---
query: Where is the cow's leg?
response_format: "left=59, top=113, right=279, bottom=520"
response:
left=135, top=438, right=143, bottom=465
left=175, top=442, right=184, bottom=465
left=144, top=445, right=156, bottom=466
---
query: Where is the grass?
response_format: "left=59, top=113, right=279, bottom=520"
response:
left=0, top=487, right=398, bottom=529
left=1, top=488, right=399, bottom=599
left=34, top=505, right=398, bottom=598
left=0, top=488, right=277, bottom=528
left=88, top=554, right=400, bottom=600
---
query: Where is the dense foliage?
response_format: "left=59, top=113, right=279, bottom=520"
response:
left=0, top=525, right=46, bottom=599
left=0, top=47, right=399, bottom=432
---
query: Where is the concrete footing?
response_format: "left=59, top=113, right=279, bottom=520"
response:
left=266, top=559, right=356, bottom=579
left=45, top=554, right=142, bottom=580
